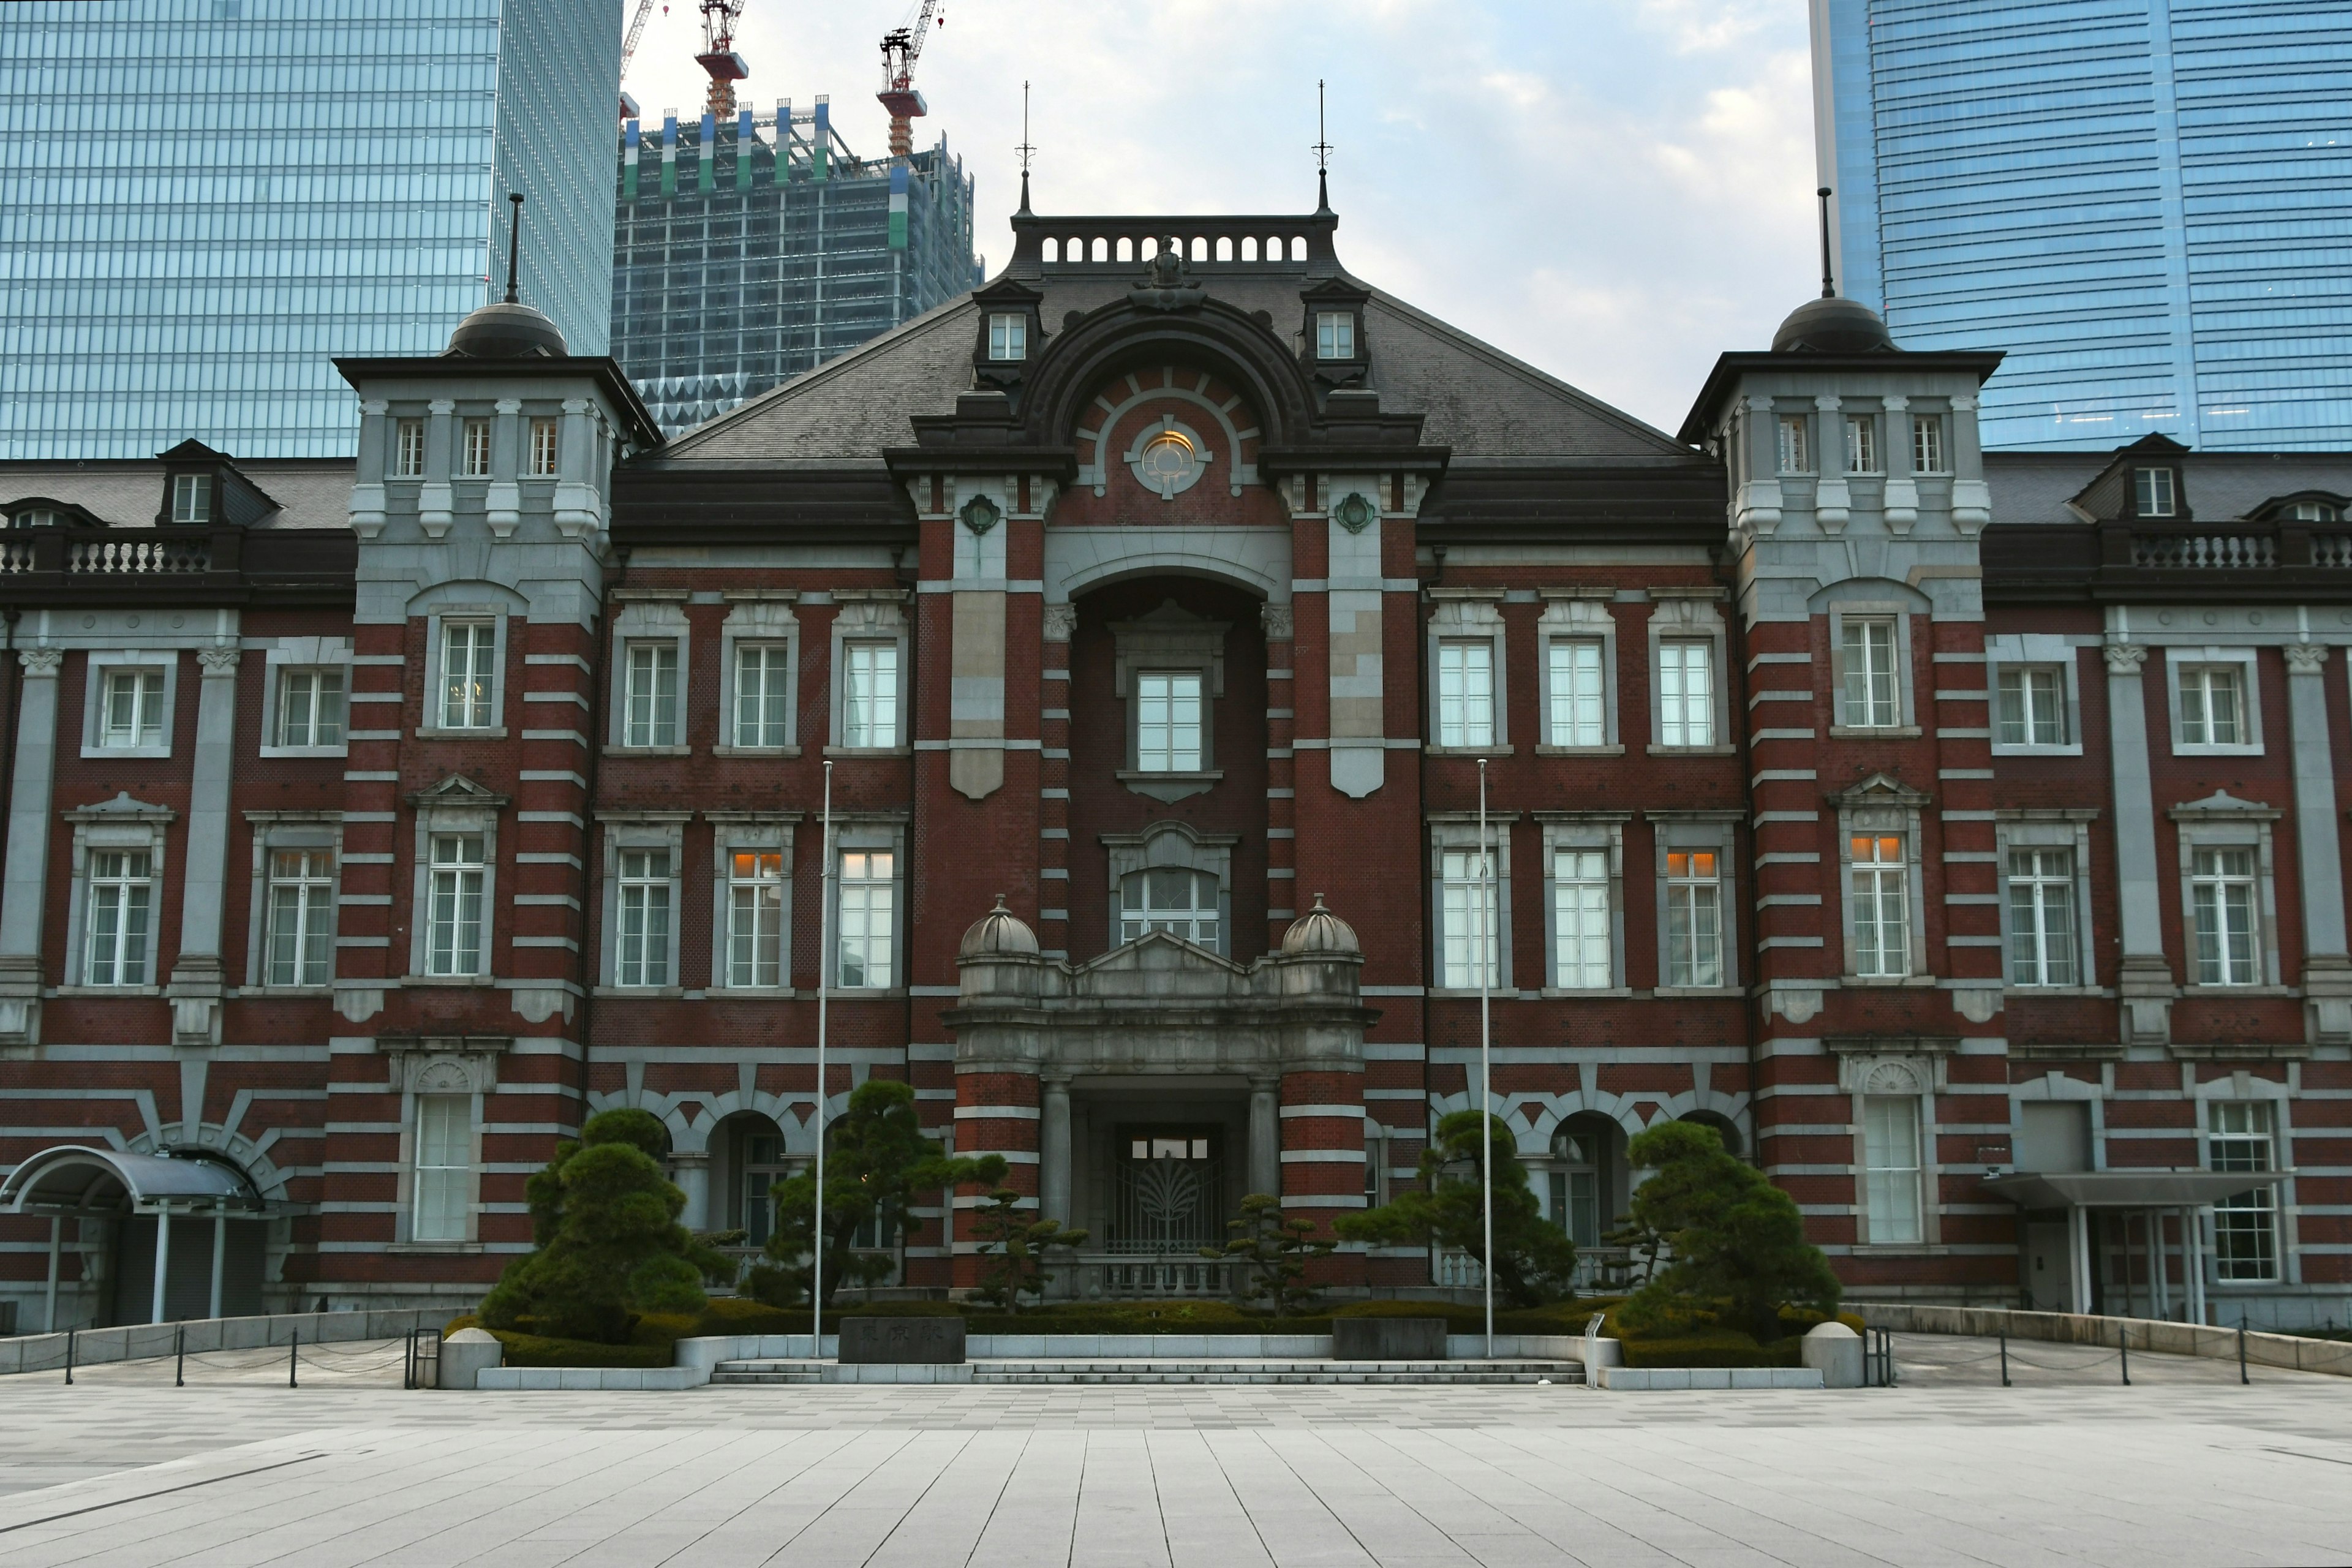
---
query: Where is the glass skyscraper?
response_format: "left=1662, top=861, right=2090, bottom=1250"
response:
left=1812, top=0, right=2352, bottom=451
left=0, top=0, right=620, bottom=461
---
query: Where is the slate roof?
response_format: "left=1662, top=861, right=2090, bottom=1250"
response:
left=0, top=458, right=356, bottom=531
left=1986, top=451, right=2352, bottom=526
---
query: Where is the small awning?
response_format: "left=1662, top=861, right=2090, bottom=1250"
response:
left=0, top=1145, right=260, bottom=1215
left=1982, top=1169, right=2287, bottom=1210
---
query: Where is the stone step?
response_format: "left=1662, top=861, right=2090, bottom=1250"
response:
left=706, top=1357, right=1588, bottom=1387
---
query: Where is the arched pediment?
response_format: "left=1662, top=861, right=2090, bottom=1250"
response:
left=1023, top=299, right=1319, bottom=451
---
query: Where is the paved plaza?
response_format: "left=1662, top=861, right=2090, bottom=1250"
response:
left=1, top=1336, right=2348, bottom=1567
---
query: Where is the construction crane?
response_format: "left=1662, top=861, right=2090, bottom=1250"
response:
left=617, top=0, right=662, bottom=120
left=877, top=0, right=942, bottom=161
left=695, top=0, right=750, bottom=118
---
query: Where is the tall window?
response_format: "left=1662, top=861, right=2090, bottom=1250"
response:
left=728, top=851, right=786, bottom=987
left=2007, top=848, right=2077, bottom=987
left=2178, top=664, right=2244, bottom=747
left=2135, top=466, right=2177, bottom=517
left=461, top=417, right=491, bottom=477
left=528, top=417, right=559, bottom=477
left=987, top=312, right=1027, bottom=360
left=1862, top=1095, right=1924, bottom=1244
left=277, top=667, right=345, bottom=748
left=1776, top=414, right=1811, bottom=472
left=1436, top=639, right=1495, bottom=748
left=1657, top=641, right=1714, bottom=746
left=1135, top=671, right=1203, bottom=771
left=737, top=1134, right=791, bottom=1248
left=1996, top=666, right=2066, bottom=746
left=83, top=849, right=153, bottom=986
left=1316, top=311, right=1355, bottom=360
left=1439, top=846, right=1501, bottom=990
left=1841, top=617, right=1901, bottom=728
left=100, top=668, right=165, bottom=748
left=393, top=418, right=425, bottom=478
left=439, top=620, right=497, bottom=729
left=2209, top=1101, right=2278, bottom=1281
left=615, top=849, right=671, bottom=987
left=1549, top=1129, right=1602, bottom=1248
left=624, top=643, right=679, bottom=747
left=733, top=644, right=791, bottom=747
left=266, top=849, right=334, bottom=987
left=842, top=641, right=900, bottom=748
left=1909, top=413, right=1945, bottom=474
left=1845, top=413, right=1878, bottom=473
left=2190, top=846, right=2260, bottom=986
left=1547, top=639, right=1605, bottom=747
left=1120, top=867, right=1221, bottom=949
left=411, top=1095, right=472, bottom=1244
left=1551, top=848, right=1610, bottom=989
left=171, top=473, right=213, bottom=522
left=425, top=833, right=486, bottom=976
left=1850, top=834, right=1911, bottom=978
left=837, top=850, right=895, bottom=989
left=1665, top=850, right=1724, bottom=987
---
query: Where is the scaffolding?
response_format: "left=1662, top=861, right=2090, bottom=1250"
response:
left=612, top=97, right=981, bottom=435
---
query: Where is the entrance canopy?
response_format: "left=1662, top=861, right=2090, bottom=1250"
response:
left=1, top=1145, right=260, bottom=1216
left=1981, top=1169, right=2285, bottom=1209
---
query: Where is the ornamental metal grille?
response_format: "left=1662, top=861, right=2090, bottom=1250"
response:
left=1110, top=1130, right=1223, bottom=1256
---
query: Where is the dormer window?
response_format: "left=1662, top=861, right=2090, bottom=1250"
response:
left=2291, top=500, right=2341, bottom=522
left=171, top=473, right=212, bottom=524
left=1315, top=310, right=1355, bottom=361
left=2135, top=466, right=2177, bottom=518
left=10, top=508, right=61, bottom=529
left=987, top=312, right=1027, bottom=361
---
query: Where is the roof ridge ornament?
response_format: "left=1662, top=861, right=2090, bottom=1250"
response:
left=1128, top=238, right=1205, bottom=312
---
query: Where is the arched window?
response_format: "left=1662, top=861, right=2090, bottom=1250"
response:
left=1241, top=236, right=1259, bottom=262
left=1120, top=867, right=1219, bottom=949
left=1041, top=237, right=1059, bottom=263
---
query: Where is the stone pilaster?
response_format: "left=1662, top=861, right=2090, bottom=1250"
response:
left=2103, top=640, right=2173, bottom=1044
left=0, top=646, right=61, bottom=1047
left=165, top=641, right=243, bottom=1046
left=2283, top=642, right=2352, bottom=1042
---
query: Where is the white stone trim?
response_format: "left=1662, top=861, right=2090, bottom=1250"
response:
left=2165, top=646, right=2265, bottom=757
left=255, top=636, right=355, bottom=760
left=598, top=812, right=690, bottom=992
left=79, top=648, right=179, bottom=760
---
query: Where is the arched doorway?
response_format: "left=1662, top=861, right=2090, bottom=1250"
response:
left=1544, top=1114, right=1629, bottom=1291
left=1, top=1145, right=263, bottom=1327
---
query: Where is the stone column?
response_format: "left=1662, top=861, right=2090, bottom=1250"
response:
left=2105, top=642, right=2172, bottom=1044
left=668, top=1151, right=710, bottom=1232
left=2283, top=643, right=2352, bottom=1042
left=418, top=398, right=455, bottom=538
left=1040, top=1072, right=1072, bottom=1224
left=1812, top=393, right=1850, bottom=532
left=486, top=397, right=522, bottom=538
left=1248, top=1075, right=1280, bottom=1200
left=0, top=646, right=61, bottom=1046
left=167, top=643, right=240, bottom=1046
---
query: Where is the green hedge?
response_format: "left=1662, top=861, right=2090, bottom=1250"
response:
left=1600, top=1303, right=1866, bottom=1368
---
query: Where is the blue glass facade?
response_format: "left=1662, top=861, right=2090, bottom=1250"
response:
left=0, top=0, right=619, bottom=461
left=1812, top=0, right=2352, bottom=451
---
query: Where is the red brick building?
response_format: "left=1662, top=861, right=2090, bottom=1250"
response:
left=1, top=197, right=2343, bottom=1331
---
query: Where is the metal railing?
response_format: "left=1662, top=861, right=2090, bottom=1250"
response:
left=1063, top=1256, right=1235, bottom=1300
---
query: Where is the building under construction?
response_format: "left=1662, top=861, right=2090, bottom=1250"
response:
left=612, top=100, right=980, bottom=435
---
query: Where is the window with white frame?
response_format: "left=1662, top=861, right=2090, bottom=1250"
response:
left=1665, top=850, right=1724, bottom=987
left=1657, top=641, right=1714, bottom=747
left=1548, top=1128, right=1604, bottom=1248
left=1845, top=413, right=1878, bottom=473
left=461, top=417, right=491, bottom=477
left=527, top=417, right=558, bottom=477
left=837, top=850, right=895, bottom=989
left=1777, top=414, right=1811, bottom=473
left=1910, top=413, right=1945, bottom=474
left=411, top=1094, right=472, bottom=1243
left=1850, top=834, right=1912, bottom=978
left=2177, top=663, right=2244, bottom=748
left=987, top=312, right=1027, bottom=361
left=1438, top=846, right=1502, bottom=990
left=727, top=850, right=786, bottom=987
left=1996, top=665, right=2067, bottom=747
left=1551, top=848, right=1610, bottom=989
left=99, top=667, right=165, bottom=750
left=1546, top=639, right=1606, bottom=747
left=438, top=620, right=497, bottom=729
left=1861, top=1095, right=1924, bottom=1244
left=2006, top=848, right=2077, bottom=987
left=172, top=472, right=214, bottom=522
left=2134, top=466, right=2177, bottom=517
left=1436, top=639, right=1496, bottom=748
left=265, top=848, right=335, bottom=987
left=1134, top=671, right=1203, bottom=771
left=83, top=849, right=154, bottom=986
left=841, top=641, right=900, bottom=748
left=733, top=644, right=791, bottom=747
left=2209, top=1101, right=2278, bottom=1281
left=2190, top=846, right=2260, bottom=986
left=424, top=833, right=486, bottom=976
left=1316, top=311, right=1355, bottom=360
left=623, top=642, right=679, bottom=747
left=614, top=849, right=672, bottom=987
left=393, top=418, right=425, bottom=478
left=2290, top=500, right=2341, bottom=522
left=1120, top=867, right=1221, bottom=949
left=1841, top=616, right=1902, bottom=728
left=276, top=666, right=345, bottom=748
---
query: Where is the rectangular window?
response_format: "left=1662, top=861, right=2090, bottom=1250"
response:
left=1910, top=414, right=1945, bottom=474
left=1439, top=846, right=1501, bottom=990
left=1851, top=834, right=1911, bottom=978
left=2007, top=848, right=2078, bottom=987
left=171, top=472, right=213, bottom=522
left=1551, top=848, right=1610, bottom=989
left=2209, top=1101, right=2278, bottom=1281
left=1548, top=1164, right=1600, bottom=1249
left=83, top=849, right=153, bottom=986
left=615, top=849, right=672, bottom=987
left=987, top=312, right=1027, bottom=360
left=276, top=667, right=346, bottom=748
left=1996, top=666, right=2066, bottom=747
left=100, top=668, right=165, bottom=749
left=265, top=848, right=334, bottom=987
left=733, top=644, right=791, bottom=747
left=1776, top=414, right=1811, bottom=472
left=1665, top=850, right=1724, bottom=987
left=837, top=850, right=895, bottom=989
left=461, top=417, right=491, bottom=477
left=1841, top=617, right=1901, bottom=728
left=1436, top=639, right=1496, bottom=748
left=1845, top=413, right=1877, bottom=473
left=1657, top=641, right=1714, bottom=747
left=1316, top=310, right=1355, bottom=360
left=1862, top=1095, right=1924, bottom=1245
left=412, top=1094, right=472, bottom=1244
left=841, top=641, right=900, bottom=748
left=1546, top=639, right=1605, bottom=747
left=394, top=418, right=425, bottom=478
left=2135, top=466, right=2177, bottom=517
left=1135, top=670, right=1204, bottom=771
left=439, top=620, right=496, bottom=729
left=2178, top=664, right=2244, bottom=747
left=728, top=851, right=786, bottom=987
left=623, top=642, right=679, bottom=747
left=2190, top=846, right=2260, bottom=986
left=528, top=417, right=559, bottom=477
left=425, top=833, right=486, bottom=976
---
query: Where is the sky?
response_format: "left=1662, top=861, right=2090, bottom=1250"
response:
left=622, top=0, right=1820, bottom=439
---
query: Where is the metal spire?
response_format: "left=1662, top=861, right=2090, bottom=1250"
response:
left=1017, top=80, right=1035, bottom=214
left=1817, top=186, right=1836, bottom=299
left=503, top=192, right=524, bottom=304
left=1313, top=79, right=1333, bottom=213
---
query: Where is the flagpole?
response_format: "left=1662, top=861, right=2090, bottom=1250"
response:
left=1477, top=756, right=1494, bottom=1359
left=811, top=760, right=834, bottom=1354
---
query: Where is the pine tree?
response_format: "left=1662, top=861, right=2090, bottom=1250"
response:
left=1335, top=1110, right=1578, bottom=1308
left=1203, top=1192, right=1333, bottom=1316
left=1618, top=1118, right=1840, bottom=1343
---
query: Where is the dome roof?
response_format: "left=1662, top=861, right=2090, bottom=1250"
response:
left=959, top=894, right=1039, bottom=958
left=1771, top=293, right=1896, bottom=355
left=446, top=300, right=567, bottom=359
left=1280, top=893, right=1360, bottom=956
